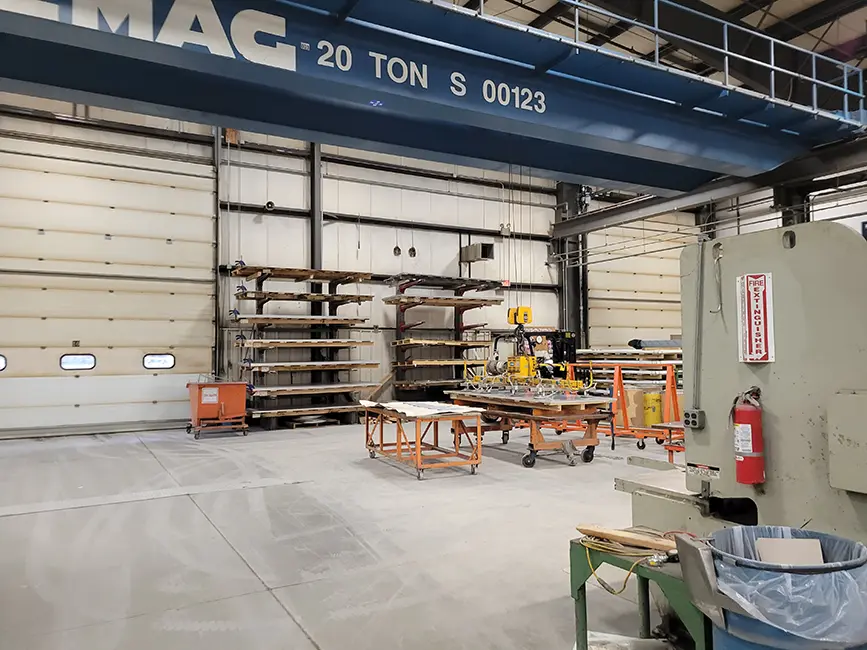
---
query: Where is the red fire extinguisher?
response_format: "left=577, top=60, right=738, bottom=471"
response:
left=731, top=387, right=765, bottom=485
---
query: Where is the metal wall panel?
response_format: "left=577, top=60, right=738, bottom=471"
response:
left=0, top=99, right=215, bottom=431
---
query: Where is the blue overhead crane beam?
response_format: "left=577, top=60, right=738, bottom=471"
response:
left=0, top=0, right=861, bottom=195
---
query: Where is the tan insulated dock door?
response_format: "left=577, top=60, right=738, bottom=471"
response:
left=0, top=114, right=215, bottom=432
left=586, top=217, right=686, bottom=347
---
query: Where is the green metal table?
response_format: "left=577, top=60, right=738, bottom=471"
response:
left=569, top=539, right=712, bottom=650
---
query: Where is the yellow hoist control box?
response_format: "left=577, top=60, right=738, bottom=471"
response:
left=507, top=355, right=537, bottom=379
left=508, top=306, right=533, bottom=325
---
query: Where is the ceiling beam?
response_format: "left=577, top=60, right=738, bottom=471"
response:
left=552, top=134, right=867, bottom=238
left=529, top=1, right=571, bottom=29
left=765, top=0, right=867, bottom=42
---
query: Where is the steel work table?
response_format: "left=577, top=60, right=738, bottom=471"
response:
left=569, top=539, right=711, bottom=650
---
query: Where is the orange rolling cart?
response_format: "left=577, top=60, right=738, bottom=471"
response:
left=186, top=381, right=249, bottom=439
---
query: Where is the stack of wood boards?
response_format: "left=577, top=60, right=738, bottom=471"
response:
left=576, top=348, right=682, bottom=387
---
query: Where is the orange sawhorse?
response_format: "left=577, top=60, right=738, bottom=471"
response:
left=566, top=363, right=680, bottom=449
left=364, top=407, right=481, bottom=480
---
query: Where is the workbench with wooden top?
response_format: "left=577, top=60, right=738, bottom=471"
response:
left=447, top=390, right=614, bottom=467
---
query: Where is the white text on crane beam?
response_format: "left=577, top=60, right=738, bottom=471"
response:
left=4, top=0, right=297, bottom=71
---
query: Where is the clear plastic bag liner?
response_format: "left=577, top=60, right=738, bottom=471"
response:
left=710, top=526, right=867, bottom=649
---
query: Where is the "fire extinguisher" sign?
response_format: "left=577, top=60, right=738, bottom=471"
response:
left=737, top=273, right=775, bottom=363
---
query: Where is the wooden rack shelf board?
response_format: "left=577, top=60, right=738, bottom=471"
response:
left=237, top=339, right=374, bottom=349
left=250, top=382, right=378, bottom=397
left=235, top=291, right=374, bottom=304
left=234, top=315, right=367, bottom=326
left=383, top=295, right=503, bottom=308
left=575, top=348, right=682, bottom=355
left=386, top=273, right=503, bottom=293
left=395, top=379, right=465, bottom=389
left=250, top=404, right=362, bottom=419
left=392, top=359, right=486, bottom=368
left=231, top=266, right=371, bottom=284
left=391, top=339, right=491, bottom=349
left=244, top=360, right=380, bottom=372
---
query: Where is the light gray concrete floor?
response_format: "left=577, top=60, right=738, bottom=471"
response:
left=0, top=424, right=674, bottom=649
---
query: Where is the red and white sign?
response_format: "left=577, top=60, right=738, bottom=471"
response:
left=737, top=273, right=775, bottom=363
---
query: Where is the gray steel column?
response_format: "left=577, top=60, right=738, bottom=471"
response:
left=311, top=142, right=323, bottom=271
left=213, top=126, right=223, bottom=376
left=556, top=183, right=588, bottom=339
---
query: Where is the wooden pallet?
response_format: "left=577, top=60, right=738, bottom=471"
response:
left=385, top=273, right=502, bottom=293
left=249, top=404, right=362, bottom=419
left=245, top=360, right=380, bottom=373
left=231, top=266, right=370, bottom=284
left=391, top=339, right=491, bottom=349
left=395, top=379, right=465, bottom=389
left=392, top=359, right=486, bottom=368
left=233, top=314, right=367, bottom=327
left=250, top=382, right=378, bottom=397
left=237, top=338, right=374, bottom=349
left=235, top=290, right=374, bottom=305
left=383, top=295, right=503, bottom=308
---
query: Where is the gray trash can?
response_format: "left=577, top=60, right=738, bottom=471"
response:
left=709, top=526, right=867, bottom=650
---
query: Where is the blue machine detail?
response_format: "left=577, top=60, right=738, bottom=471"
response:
left=0, top=0, right=861, bottom=193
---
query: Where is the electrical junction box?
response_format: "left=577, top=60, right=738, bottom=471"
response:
left=508, top=307, right=533, bottom=325
left=460, top=242, right=495, bottom=263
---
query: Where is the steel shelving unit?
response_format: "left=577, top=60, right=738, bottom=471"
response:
left=385, top=273, right=503, bottom=399
left=230, top=264, right=379, bottom=427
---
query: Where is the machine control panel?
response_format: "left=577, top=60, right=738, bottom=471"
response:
left=683, top=409, right=706, bottom=430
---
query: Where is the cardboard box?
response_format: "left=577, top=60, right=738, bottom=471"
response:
left=616, top=389, right=645, bottom=428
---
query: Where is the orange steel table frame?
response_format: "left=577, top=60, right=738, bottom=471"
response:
left=449, top=393, right=611, bottom=467
left=364, top=408, right=482, bottom=480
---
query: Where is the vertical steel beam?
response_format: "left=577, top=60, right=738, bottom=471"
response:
left=213, top=126, right=223, bottom=377
left=556, top=183, right=588, bottom=341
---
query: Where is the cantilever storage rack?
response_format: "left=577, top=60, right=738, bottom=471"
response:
left=385, top=273, right=503, bottom=399
left=230, top=263, right=379, bottom=427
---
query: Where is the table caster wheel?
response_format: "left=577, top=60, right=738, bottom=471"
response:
left=470, top=465, right=477, bottom=475
left=521, top=452, right=537, bottom=468
left=569, top=457, right=578, bottom=466
left=242, top=430, right=248, bottom=436
left=502, top=432, right=510, bottom=445
left=637, top=439, right=647, bottom=450
left=368, top=449, right=376, bottom=459
left=555, top=430, right=563, bottom=436
left=582, top=447, right=595, bottom=463
left=656, top=437, right=665, bottom=445
left=185, top=423, right=192, bottom=435
left=194, top=432, right=201, bottom=440
left=416, top=469, right=425, bottom=481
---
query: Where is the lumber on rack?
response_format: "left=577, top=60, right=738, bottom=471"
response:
left=391, top=339, right=491, bottom=349
left=245, top=360, right=379, bottom=372
left=233, top=314, right=366, bottom=326
left=576, top=525, right=676, bottom=552
left=250, top=382, right=378, bottom=397
left=237, top=339, right=373, bottom=349
left=383, top=295, right=503, bottom=308
left=249, top=405, right=362, bottom=418
left=235, top=290, right=374, bottom=304
left=392, top=359, right=486, bottom=368
left=230, top=265, right=371, bottom=284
